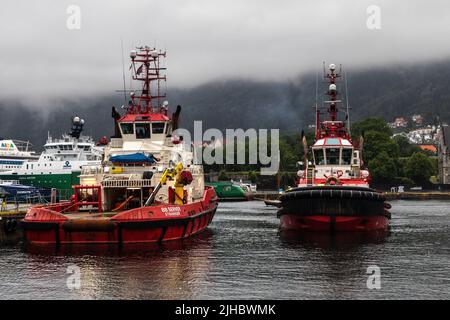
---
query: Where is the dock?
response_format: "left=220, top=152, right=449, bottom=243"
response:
left=251, top=191, right=450, bottom=201
left=384, top=192, right=450, bottom=200
left=251, top=191, right=281, bottom=201
left=0, top=204, right=32, bottom=242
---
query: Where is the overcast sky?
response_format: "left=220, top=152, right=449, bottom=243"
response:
left=1, top=0, right=450, bottom=106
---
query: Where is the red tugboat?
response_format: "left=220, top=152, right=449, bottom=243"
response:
left=278, top=63, right=391, bottom=232
left=22, top=46, right=218, bottom=245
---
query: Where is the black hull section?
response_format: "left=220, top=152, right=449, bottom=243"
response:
left=279, top=186, right=390, bottom=218
left=277, top=186, right=391, bottom=232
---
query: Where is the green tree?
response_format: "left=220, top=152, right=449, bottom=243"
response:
left=404, top=152, right=434, bottom=186
left=248, top=171, right=257, bottom=183
left=368, top=152, right=398, bottom=184
left=352, top=117, right=393, bottom=138
left=279, top=138, right=298, bottom=171
left=393, top=135, right=420, bottom=157
left=363, top=131, right=399, bottom=163
left=218, top=169, right=229, bottom=181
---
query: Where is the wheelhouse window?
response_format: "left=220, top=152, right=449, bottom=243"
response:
left=120, top=123, right=134, bottom=135
left=152, top=122, right=165, bottom=134
left=314, top=149, right=325, bottom=165
left=325, top=148, right=340, bottom=165
left=135, top=123, right=151, bottom=139
left=341, top=148, right=352, bottom=165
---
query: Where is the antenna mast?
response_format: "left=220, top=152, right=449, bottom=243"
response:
left=120, top=39, right=127, bottom=106
left=315, top=71, right=319, bottom=138
left=344, top=70, right=351, bottom=135
left=129, top=46, right=167, bottom=114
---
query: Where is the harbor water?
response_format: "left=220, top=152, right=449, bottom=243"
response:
left=0, top=200, right=449, bottom=299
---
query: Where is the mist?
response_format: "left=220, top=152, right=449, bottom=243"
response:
left=1, top=0, right=450, bottom=107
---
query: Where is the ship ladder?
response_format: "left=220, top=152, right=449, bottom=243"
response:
left=306, top=168, right=314, bottom=186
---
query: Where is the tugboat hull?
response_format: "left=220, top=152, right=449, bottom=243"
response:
left=278, top=186, right=391, bottom=232
left=22, top=187, right=218, bottom=245
left=279, top=215, right=389, bottom=232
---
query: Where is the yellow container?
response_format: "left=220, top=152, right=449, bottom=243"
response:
left=111, top=167, right=124, bottom=174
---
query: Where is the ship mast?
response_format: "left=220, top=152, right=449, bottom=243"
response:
left=315, top=63, right=350, bottom=140
left=325, top=63, right=341, bottom=122
left=128, top=46, right=167, bottom=114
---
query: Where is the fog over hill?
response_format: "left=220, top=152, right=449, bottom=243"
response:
left=1, top=59, right=450, bottom=149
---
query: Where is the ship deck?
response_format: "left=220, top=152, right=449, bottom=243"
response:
left=60, top=211, right=118, bottom=220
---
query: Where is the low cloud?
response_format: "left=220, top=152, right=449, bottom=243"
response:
left=1, top=0, right=450, bottom=106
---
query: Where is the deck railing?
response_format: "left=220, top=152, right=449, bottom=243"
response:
left=81, top=163, right=203, bottom=176
left=101, top=179, right=154, bottom=188
left=110, top=138, right=123, bottom=148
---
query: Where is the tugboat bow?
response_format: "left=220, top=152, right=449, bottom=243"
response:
left=22, top=46, right=218, bottom=245
left=278, top=63, right=391, bottom=232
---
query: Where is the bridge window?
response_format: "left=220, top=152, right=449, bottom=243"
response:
left=341, top=148, right=352, bottom=165
left=325, top=148, right=340, bottom=165
left=314, top=149, right=325, bottom=165
left=152, top=122, right=165, bottom=134
left=136, top=123, right=151, bottom=139
left=120, top=123, right=134, bottom=135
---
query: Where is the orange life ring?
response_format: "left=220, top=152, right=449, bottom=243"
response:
left=325, top=176, right=341, bottom=185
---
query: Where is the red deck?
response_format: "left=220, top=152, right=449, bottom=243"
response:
left=22, top=187, right=218, bottom=245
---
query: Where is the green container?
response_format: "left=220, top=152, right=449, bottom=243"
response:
left=206, top=181, right=247, bottom=199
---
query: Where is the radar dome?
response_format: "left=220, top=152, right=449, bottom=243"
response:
left=130, top=50, right=137, bottom=59
left=329, top=63, right=336, bottom=71
left=329, top=84, right=337, bottom=92
left=150, top=50, right=159, bottom=58
left=73, top=116, right=80, bottom=124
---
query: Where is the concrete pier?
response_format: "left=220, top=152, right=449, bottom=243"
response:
left=384, top=192, right=450, bottom=200
left=0, top=211, right=27, bottom=243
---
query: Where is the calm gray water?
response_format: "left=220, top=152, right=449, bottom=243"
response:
left=0, top=200, right=449, bottom=299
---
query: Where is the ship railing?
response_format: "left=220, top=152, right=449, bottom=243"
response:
left=110, top=138, right=123, bottom=148
left=101, top=179, right=154, bottom=188
left=81, top=166, right=103, bottom=175
left=81, top=162, right=203, bottom=176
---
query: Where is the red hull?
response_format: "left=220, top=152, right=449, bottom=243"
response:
left=279, top=214, right=389, bottom=232
left=22, top=187, right=218, bottom=245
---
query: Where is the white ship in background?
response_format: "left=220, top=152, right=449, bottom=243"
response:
left=0, top=117, right=104, bottom=195
left=0, top=139, right=39, bottom=172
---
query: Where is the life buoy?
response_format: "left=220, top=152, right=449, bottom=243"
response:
left=325, top=176, right=341, bottom=185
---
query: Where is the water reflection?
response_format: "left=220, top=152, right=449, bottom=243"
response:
left=23, top=229, right=215, bottom=257
left=1, top=200, right=448, bottom=299
left=279, top=229, right=390, bottom=250
left=20, top=230, right=215, bottom=299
